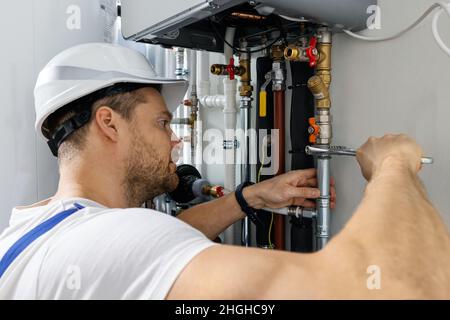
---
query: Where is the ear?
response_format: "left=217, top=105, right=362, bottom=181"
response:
left=94, top=106, right=120, bottom=142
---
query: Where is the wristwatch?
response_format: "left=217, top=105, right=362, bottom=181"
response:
left=234, top=182, right=261, bottom=226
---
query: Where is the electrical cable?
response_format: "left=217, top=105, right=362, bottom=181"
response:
left=268, top=211, right=274, bottom=249
left=257, top=137, right=274, bottom=249
left=343, top=2, right=450, bottom=57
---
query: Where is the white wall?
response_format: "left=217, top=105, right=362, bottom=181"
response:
left=0, top=0, right=107, bottom=230
left=331, top=0, right=450, bottom=234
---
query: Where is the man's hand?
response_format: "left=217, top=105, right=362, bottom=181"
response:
left=178, top=169, right=335, bottom=241
left=356, top=134, right=423, bottom=181
left=242, top=168, right=336, bottom=210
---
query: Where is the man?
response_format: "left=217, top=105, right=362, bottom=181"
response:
left=0, top=43, right=449, bottom=299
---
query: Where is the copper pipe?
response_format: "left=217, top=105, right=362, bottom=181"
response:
left=231, top=12, right=267, bottom=21
left=274, top=90, right=285, bottom=250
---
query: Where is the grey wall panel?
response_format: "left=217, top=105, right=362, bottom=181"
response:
left=0, top=0, right=106, bottom=231
left=259, top=0, right=377, bottom=31
left=0, top=1, right=37, bottom=230
left=330, top=0, right=450, bottom=235
left=32, top=0, right=106, bottom=202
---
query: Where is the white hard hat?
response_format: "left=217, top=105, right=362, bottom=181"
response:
left=34, top=42, right=188, bottom=140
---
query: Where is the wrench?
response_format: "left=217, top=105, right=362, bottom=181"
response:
left=305, top=145, right=434, bottom=165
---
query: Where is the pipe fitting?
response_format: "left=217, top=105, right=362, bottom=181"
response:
left=284, top=45, right=315, bottom=63
left=307, top=75, right=330, bottom=109
left=316, top=110, right=332, bottom=144
left=200, top=95, right=226, bottom=109
left=271, top=44, right=285, bottom=61
left=284, top=46, right=302, bottom=61
left=316, top=29, right=332, bottom=88
left=210, top=64, right=245, bottom=77
left=272, top=61, right=286, bottom=91
left=238, top=58, right=253, bottom=97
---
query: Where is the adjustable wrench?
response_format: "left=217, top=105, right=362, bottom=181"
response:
left=305, top=145, right=434, bottom=165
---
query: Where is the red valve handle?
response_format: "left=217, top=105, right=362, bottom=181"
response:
left=215, top=186, right=225, bottom=198
left=306, top=37, right=318, bottom=68
left=226, top=58, right=235, bottom=80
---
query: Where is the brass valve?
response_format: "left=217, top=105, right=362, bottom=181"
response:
left=202, top=185, right=225, bottom=198
left=307, top=75, right=330, bottom=109
left=210, top=64, right=245, bottom=77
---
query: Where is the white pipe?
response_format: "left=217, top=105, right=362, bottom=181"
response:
left=224, top=27, right=236, bottom=63
left=198, top=51, right=211, bottom=98
left=200, top=95, right=242, bottom=109
left=189, top=50, right=197, bottom=89
left=222, top=27, right=237, bottom=245
left=196, top=51, right=211, bottom=177
left=165, top=48, right=176, bottom=79
left=176, top=48, right=185, bottom=79
left=200, top=95, right=226, bottom=109
left=223, top=78, right=238, bottom=245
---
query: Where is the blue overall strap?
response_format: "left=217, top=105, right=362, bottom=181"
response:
left=0, top=203, right=85, bottom=279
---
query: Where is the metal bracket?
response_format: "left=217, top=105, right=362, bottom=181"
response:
left=223, top=139, right=239, bottom=150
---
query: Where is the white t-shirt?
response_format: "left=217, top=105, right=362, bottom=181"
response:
left=0, top=198, right=216, bottom=300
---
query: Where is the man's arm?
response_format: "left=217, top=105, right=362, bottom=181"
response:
left=167, top=135, right=450, bottom=299
left=176, top=169, right=335, bottom=240
left=319, top=139, right=450, bottom=298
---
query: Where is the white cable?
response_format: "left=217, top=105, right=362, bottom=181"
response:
left=432, top=7, right=450, bottom=56
left=343, top=2, right=450, bottom=57
left=343, top=2, right=443, bottom=41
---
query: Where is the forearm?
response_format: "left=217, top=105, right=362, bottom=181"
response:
left=177, top=192, right=245, bottom=240
left=322, top=157, right=450, bottom=297
left=345, top=158, right=447, bottom=250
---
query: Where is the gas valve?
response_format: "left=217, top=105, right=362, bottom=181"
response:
left=306, top=37, right=318, bottom=68
left=283, top=36, right=318, bottom=68
left=210, top=58, right=245, bottom=80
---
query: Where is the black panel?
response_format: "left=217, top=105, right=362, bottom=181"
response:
left=289, top=61, right=315, bottom=253
left=255, top=56, right=275, bottom=248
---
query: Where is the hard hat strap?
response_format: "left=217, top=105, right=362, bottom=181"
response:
left=45, top=82, right=161, bottom=157
left=47, top=109, right=92, bottom=157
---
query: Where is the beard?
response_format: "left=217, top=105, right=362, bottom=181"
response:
left=122, top=129, right=179, bottom=207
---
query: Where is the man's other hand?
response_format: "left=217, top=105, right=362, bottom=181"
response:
left=242, top=169, right=336, bottom=210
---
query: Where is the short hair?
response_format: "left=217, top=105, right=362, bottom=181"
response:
left=42, top=83, right=162, bottom=160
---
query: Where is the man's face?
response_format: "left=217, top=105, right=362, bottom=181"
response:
left=121, top=87, right=181, bottom=206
